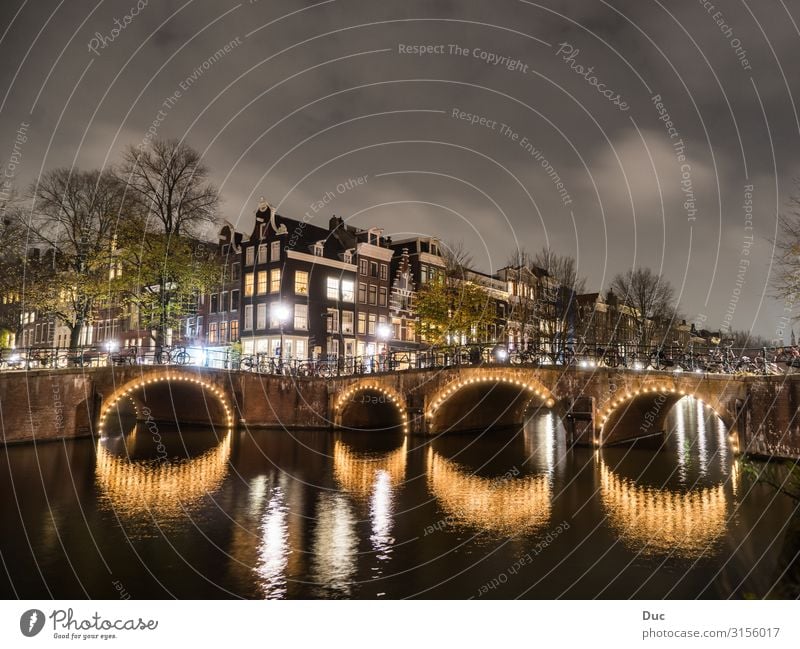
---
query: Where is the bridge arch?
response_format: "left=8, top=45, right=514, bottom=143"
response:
left=97, top=371, right=235, bottom=433
left=598, top=382, right=732, bottom=446
left=333, top=381, right=408, bottom=433
left=426, top=371, right=557, bottom=434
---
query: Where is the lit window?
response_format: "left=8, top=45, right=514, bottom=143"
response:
left=326, top=309, right=339, bottom=333
left=368, top=313, right=376, bottom=335
left=257, top=271, right=268, bottom=294
left=244, top=273, right=254, bottom=297
left=230, top=320, right=239, bottom=341
left=295, top=271, right=308, bottom=295
left=270, top=268, right=281, bottom=293
left=209, top=322, right=218, bottom=343
left=341, top=280, right=354, bottom=302
left=294, top=304, right=308, bottom=330
left=342, top=311, right=354, bottom=334
left=327, top=277, right=339, bottom=300
left=358, top=312, right=366, bottom=334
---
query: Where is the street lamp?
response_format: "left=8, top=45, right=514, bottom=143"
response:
left=275, top=304, right=290, bottom=370
left=378, top=323, right=392, bottom=372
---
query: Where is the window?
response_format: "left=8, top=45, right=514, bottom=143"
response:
left=343, top=250, right=353, bottom=264
left=186, top=317, right=195, bottom=337
left=358, top=312, right=366, bottom=334
left=421, top=264, right=429, bottom=284
left=257, top=303, right=267, bottom=329
left=210, top=293, right=218, bottom=313
left=258, top=244, right=268, bottom=264
left=313, top=241, right=324, bottom=256
left=370, top=262, right=378, bottom=277
left=270, top=269, right=281, bottom=293
left=379, top=287, right=387, bottom=307
left=368, top=285, right=377, bottom=305
left=271, top=241, right=280, bottom=261
left=245, top=247, right=254, bottom=266
left=368, top=313, right=376, bottom=335
left=230, top=320, right=239, bottom=341
left=245, top=273, right=254, bottom=297
left=256, top=271, right=268, bottom=294
left=430, top=240, right=439, bottom=255
left=244, top=305, right=253, bottom=330
left=342, top=311, right=354, bottom=334
left=231, top=290, right=240, bottom=311
left=209, top=322, right=218, bottom=343
left=221, top=291, right=228, bottom=313
left=380, top=264, right=388, bottom=280
left=327, top=277, right=339, bottom=300
left=220, top=321, right=228, bottom=343
left=341, top=280, right=354, bottom=302
left=359, top=259, right=368, bottom=275
left=196, top=316, right=203, bottom=336
left=326, top=308, right=339, bottom=333
left=295, top=270, right=308, bottom=295
left=231, top=262, right=241, bottom=281
left=358, top=282, right=367, bottom=303
left=294, top=304, right=308, bottom=330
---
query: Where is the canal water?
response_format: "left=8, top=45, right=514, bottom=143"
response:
left=1, top=396, right=798, bottom=599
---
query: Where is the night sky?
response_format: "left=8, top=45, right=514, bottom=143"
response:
left=1, top=0, right=798, bottom=339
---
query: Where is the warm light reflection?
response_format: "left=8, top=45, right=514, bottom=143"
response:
left=95, top=431, right=232, bottom=519
left=426, top=449, right=551, bottom=535
left=256, top=485, right=290, bottom=599
left=333, top=439, right=407, bottom=498
left=311, top=492, right=358, bottom=596
left=599, top=460, right=728, bottom=558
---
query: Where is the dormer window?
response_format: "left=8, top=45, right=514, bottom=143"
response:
left=343, top=249, right=353, bottom=264
left=313, top=241, right=324, bottom=257
left=430, top=239, right=439, bottom=255
left=367, top=228, right=382, bottom=246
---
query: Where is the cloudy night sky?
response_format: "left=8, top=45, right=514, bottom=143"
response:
left=1, top=0, right=799, bottom=339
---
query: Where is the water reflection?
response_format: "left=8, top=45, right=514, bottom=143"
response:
left=598, top=397, right=736, bottom=558
left=599, top=460, right=728, bottom=558
left=256, top=483, right=290, bottom=599
left=332, top=438, right=407, bottom=498
left=522, top=410, right=567, bottom=479
left=94, top=430, right=232, bottom=521
left=311, top=492, right=358, bottom=597
left=426, top=448, right=551, bottom=535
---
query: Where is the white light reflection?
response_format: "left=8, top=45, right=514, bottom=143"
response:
left=311, top=492, right=358, bottom=597
left=696, top=398, right=708, bottom=477
left=370, top=470, right=395, bottom=563
left=256, top=486, right=290, bottom=599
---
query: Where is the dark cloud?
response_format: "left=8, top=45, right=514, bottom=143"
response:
left=1, top=0, right=799, bottom=338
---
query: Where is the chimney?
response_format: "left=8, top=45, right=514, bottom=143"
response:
left=329, top=215, right=343, bottom=232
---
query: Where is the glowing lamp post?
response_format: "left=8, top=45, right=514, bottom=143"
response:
left=378, top=323, right=392, bottom=371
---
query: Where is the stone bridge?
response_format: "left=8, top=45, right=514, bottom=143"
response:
left=1, top=364, right=799, bottom=459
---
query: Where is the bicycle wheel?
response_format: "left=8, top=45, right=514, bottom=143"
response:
left=174, top=351, right=191, bottom=365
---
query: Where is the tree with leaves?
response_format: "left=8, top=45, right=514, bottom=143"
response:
left=415, top=274, right=494, bottom=346
left=118, top=139, right=220, bottom=344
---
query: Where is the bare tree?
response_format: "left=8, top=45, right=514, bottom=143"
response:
left=27, top=168, right=124, bottom=349
left=533, top=247, right=587, bottom=355
left=771, top=192, right=800, bottom=330
left=119, top=138, right=219, bottom=237
left=610, top=267, right=676, bottom=348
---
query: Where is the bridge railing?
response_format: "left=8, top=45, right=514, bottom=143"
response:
left=1, top=342, right=797, bottom=376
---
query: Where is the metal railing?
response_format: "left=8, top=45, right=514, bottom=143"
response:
left=1, top=341, right=796, bottom=377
